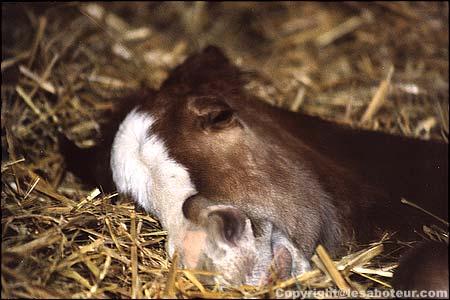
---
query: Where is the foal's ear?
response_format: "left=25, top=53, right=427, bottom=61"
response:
left=199, top=46, right=230, bottom=64
left=161, top=45, right=242, bottom=90
left=182, top=46, right=231, bottom=71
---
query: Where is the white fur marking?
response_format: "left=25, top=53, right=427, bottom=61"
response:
left=110, top=108, right=197, bottom=255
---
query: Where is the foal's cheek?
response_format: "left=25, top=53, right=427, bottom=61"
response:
left=181, top=230, right=207, bottom=268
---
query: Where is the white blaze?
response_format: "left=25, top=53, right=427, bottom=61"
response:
left=110, top=108, right=197, bottom=255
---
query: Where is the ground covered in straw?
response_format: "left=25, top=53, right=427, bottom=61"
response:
left=1, top=2, right=448, bottom=298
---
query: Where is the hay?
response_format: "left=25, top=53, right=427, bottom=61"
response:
left=2, top=2, right=448, bottom=298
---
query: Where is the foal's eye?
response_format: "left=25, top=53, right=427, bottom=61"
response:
left=187, top=95, right=240, bottom=131
left=206, top=109, right=236, bottom=130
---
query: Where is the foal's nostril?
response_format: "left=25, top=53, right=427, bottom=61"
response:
left=182, top=194, right=198, bottom=218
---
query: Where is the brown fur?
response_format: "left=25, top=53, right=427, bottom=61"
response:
left=393, top=241, right=449, bottom=297
left=61, top=46, right=448, bottom=286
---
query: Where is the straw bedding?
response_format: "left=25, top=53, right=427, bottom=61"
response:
left=1, top=2, right=448, bottom=298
